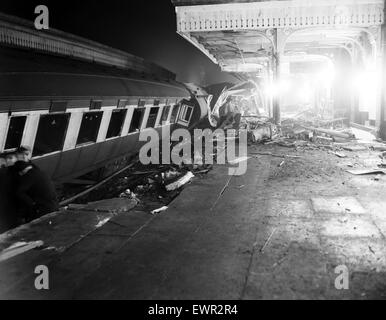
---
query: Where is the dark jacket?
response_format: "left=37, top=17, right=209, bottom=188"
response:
left=15, top=165, right=59, bottom=221
left=0, top=167, right=18, bottom=232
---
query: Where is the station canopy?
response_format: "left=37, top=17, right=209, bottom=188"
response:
left=173, top=0, right=385, bottom=77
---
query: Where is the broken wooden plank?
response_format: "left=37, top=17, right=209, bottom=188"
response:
left=347, top=169, right=385, bottom=176
left=334, top=152, right=347, bottom=158
left=151, top=206, right=168, bottom=215
left=343, top=145, right=368, bottom=152
left=302, top=126, right=353, bottom=139
left=165, top=172, right=194, bottom=191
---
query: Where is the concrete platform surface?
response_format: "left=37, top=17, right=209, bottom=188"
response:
left=0, top=144, right=386, bottom=300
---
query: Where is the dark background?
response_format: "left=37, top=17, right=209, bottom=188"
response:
left=0, top=0, right=235, bottom=85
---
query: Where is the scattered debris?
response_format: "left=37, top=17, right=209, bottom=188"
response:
left=228, top=156, right=251, bottom=165
left=252, top=152, right=301, bottom=159
left=82, top=198, right=139, bottom=213
left=162, top=170, right=181, bottom=182
left=370, top=145, right=386, bottom=152
left=0, top=241, right=44, bottom=262
left=373, top=175, right=382, bottom=181
left=347, top=169, right=385, bottom=176
left=343, top=145, right=368, bottom=152
left=246, top=122, right=278, bottom=144
left=334, top=152, right=347, bottom=158
left=119, top=189, right=140, bottom=203
left=95, top=218, right=111, bottom=228
left=313, top=136, right=334, bottom=144
left=151, top=206, right=168, bottom=215
left=302, top=126, right=355, bottom=140
left=165, top=172, right=195, bottom=192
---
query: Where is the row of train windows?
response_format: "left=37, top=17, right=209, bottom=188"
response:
left=4, top=105, right=179, bottom=158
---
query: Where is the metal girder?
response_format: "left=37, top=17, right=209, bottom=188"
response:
left=176, top=0, right=384, bottom=33
left=174, top=0, right=384, bottom=73
left=174, top=1, right=386, bottom=135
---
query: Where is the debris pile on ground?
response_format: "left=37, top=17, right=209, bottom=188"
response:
left=60, top=151, right=215, bottom=215
left=280, top=109, right=354, bottom=144
left=243, top=106, right=386, bottom=181
left=241, top=107, right=355, bottom=147
left=239, top=116, right=278, bottom=144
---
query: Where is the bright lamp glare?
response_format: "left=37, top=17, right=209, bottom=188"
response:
left=278, top=79, right=291, bottom=93
left=263, top=79, right=291, bottom=98
left=352, top=70, right=380, bottom=113
left=316, top=66, right=335, bottom=87
left=353, top=71, right=379, bottom=91
left=264, top=83, right=278, bottom=97
left=296, top=83, right=313, bottom=102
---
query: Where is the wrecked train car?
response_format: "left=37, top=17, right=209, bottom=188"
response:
left=0, top=13, right=208, bottom=183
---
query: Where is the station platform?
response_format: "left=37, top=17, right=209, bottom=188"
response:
left=0, top=143, right=386, bottom=299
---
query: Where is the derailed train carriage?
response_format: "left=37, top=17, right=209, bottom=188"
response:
left=0, top=13, right=208, bottom=183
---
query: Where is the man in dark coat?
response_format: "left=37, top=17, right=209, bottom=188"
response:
left=13, top=161, right=59, bottom=222
left=0, top=152, right=19, bottom=232
left=16, top=146, right=32, bottom=163
left=0, top=155, right=10, bottom=232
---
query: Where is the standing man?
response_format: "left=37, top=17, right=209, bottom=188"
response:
left=0, top=154, right=9, bottom=232
left=13, top=161, right=59, bottom=222
left=0, top=152, right=19, bottom=232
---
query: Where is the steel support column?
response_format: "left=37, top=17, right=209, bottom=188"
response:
left=380, top=1, right=386, bottom=139
left=272, top=29, right=286, bottom=125
left=272, top=53, right=281, bottom=124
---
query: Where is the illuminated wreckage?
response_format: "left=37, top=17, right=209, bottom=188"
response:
left=205, top=81, right=278, bottom=142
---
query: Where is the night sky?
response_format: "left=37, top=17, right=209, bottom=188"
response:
left=0, top=0, right=235, bottom=85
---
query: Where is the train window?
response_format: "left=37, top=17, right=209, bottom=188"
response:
left=161, top=106, right=171, bottom=123
left=76, top=112, right=103, bottom=145
left=146, top=107, right=159, bottom=128
left=106, top=109, right=127, bottom=139
left=33, top=114, right=70, bottom=157
left=129, top=108, right=145, bottom=133
left=5, top=116, right=27, bottom=150
left=182, top=105, right=193, bottom=123
left=170, top=105, right=180, bottom=124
